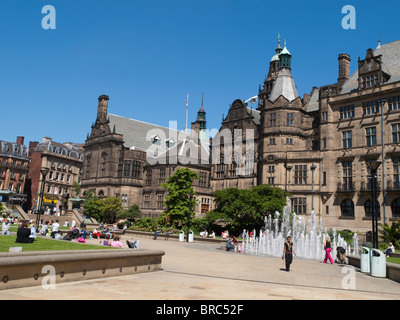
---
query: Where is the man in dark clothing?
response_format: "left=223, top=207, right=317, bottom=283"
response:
left=226, top=238, right=235, bottom=252
left=16, top=222, right=34, bottom=243
left=282, top=236, right=296, bottom=271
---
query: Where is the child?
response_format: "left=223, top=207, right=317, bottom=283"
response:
left=103, top=234, right=111, bottom=246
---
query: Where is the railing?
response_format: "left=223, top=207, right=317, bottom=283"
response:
left=337, top=181, right=356, bottom=193
left=360, top=180, right=381, bottom=192
left=387, top=179, right=400, bottom=192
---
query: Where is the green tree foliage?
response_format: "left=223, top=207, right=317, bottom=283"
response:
left=206, top=185, right=289, bottom=235
left=71, top=181, right=81, bottom=198
left=379, top=219, right=400, bottom=248
left=117, top=204, right=141, bottom=227
left=161, top=167, right=200, bottom=226
left=83, top=190, right=100, bottom=220
left=98, top=197, right=123, bottom=224
left=83, top=190, right=123, bottom=223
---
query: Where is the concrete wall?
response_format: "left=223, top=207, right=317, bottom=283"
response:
left=0, top=249, right=165, bottom=290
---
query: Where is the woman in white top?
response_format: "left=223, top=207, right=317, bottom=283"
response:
left=1, top=219, right=11, bottom=235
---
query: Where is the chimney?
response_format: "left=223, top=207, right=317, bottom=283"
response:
left=338, top=53, right=351, bottom=87
left=16, top=136, right=25, bottom=145
left=42, top=136, right=52, bottom=143
left=97, top=94, right=109, bottom=122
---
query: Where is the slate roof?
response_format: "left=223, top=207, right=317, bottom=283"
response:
left=269, top=68, right=299, bottom=102
left=0, top=140, right=29, bottom=159
left=304, top=87, right=320, bottom=113
left=35, top=140, right=84, bottom=159
left=246, top=107, right=261, bottom=125
left=148, top=138, right=210, bottom=165
left=341, top=39, right=400, bottom=94
left=108, top=113, right=191, bottom=152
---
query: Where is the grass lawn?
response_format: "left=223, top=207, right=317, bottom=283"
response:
left=0, top=235, right=116, bottom=252
left=387, top=257, right=400, bottom=265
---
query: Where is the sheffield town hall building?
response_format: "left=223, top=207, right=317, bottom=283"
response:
left=81, top=38, right=400, bottom=233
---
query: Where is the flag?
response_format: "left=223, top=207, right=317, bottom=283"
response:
left=186, top=93, right=189, bottom=110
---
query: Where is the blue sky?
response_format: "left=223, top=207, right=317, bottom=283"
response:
left=1, top=0, right=399, bottom=145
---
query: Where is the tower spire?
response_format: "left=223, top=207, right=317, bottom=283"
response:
left=200, top=92, right=204, bottom=112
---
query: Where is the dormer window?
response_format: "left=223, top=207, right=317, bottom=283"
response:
left=166, top=138, right=175, bottom=148
left=361, top=73, right=379, bottom=89
left=150, top=135, right=161, bottom=145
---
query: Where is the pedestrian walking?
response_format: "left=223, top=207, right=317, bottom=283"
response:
left=282, top=236, right=296, bottom=271
left=323, top=235, right=334, bottom=264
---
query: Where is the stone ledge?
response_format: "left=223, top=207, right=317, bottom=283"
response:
left=0, top=249, right=165, bottom=290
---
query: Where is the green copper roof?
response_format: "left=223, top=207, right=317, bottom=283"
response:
left=271, top=54, right=279, bottom=62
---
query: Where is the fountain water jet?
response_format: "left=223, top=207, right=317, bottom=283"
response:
left=241, top=199, right=359, bottom=260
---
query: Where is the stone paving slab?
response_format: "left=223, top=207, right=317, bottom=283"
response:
left=1, top=234, right=399, bottom=300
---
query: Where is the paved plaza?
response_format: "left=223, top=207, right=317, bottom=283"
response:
left=1, top=233, right=399, bottom=300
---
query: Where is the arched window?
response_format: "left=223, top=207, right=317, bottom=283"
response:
left=391, top=198, right=400, bottom=218
left=364, top=199, right=380, bottom=218
left=341, top=199, right=354, bottom=217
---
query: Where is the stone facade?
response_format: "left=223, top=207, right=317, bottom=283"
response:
left=81, top=95, right=214, bottom=218
left=81, top=39, right=400, bottom=233
left=25, top=137, right=84, bottom=213
left=0, top=136, right=29, bottom=206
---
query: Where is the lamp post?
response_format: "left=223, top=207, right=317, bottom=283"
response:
left=310, top=162, right=317, bottom=213
left=187, top=192, right=193, bottom=243
left=36, top=168, right=49, bottom=227
left=285, top=165, right=292, bottom=192
left=379, top=98, right=387, bottom=224
left=366, top=160, right=381, bottom=249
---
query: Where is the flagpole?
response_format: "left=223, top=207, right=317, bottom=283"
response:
left=185, top=93, right=189, bottom=132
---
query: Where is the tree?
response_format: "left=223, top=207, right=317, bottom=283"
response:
left=117, top=204, right=141, bottom=227
left=98, top=197, right=124, bottom=224
left=83, top=190, right=123, bottom=223
left=71, top=181, right=81, bottom=198
left=379, top=219, right=400, bottom=247
left=207, top=185, right=289, bottom=235
left=161, top=167, right=200, bottom=226
left=83, top=190, right=101, bottom=220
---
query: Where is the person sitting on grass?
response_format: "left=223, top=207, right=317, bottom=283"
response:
left=63, top=231, right=73, bottom=241
left=29, top=222, right=37, bottom=240
left=111, top=236, right=123, bottom=248
left=39, top=221, right=49, bottom=236
left=16, top=221, right=34, bottom=243
left=103, top=234, right=112, bottom=246
left=1, top=218, right=11, bottom=235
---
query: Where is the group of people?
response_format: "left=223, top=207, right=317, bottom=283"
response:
left=0, top=216, right=127, bottom=248
left=199, top=229, right=216, bottom=238
left=91, top=223, right=116, bottom=240
left=102, top=234, right=124, bottom=247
